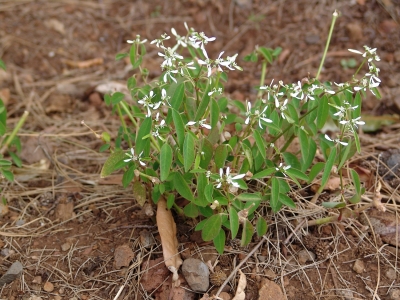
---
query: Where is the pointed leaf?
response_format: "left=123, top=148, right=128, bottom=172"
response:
left=183, top=133, right=196, bottom=172
left=241, top=219, right=253, bottom=246
left=172, top=110, right=185, bottom=148
left=253, top=130, right=266, bottom=159
left=229, top=206, right=239, bottom=239
left=160, top=143, right=173, bottom=181
left=256, top=217, right=268, bottom=237
left=214, top=229, right=226, bottom=254
left=319, top=147, right=337, bottom=192
left=173, top=172, right=194, bottom=201
left=202, top=214, right=222, bottom=241
left=101, top=149, right=125, bottom=178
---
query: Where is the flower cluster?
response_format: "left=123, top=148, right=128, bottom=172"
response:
left=349, top=46, right=381, bottom=95
left=146, top=23, right=242, bottom=81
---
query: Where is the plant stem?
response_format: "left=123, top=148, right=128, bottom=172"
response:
left=0, top=110, right=29, bottom=155
left=316, top=10, right=338, bottom=80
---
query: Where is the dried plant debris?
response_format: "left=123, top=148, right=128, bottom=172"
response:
left=302, top=234, right=329, bottom=260
left=359, top=208, right=400, bottom=247
left=210, top=270, right=227, bottom=286
left=156, top=197, right=183, bottom=285
left=232, top=269, right=246, bottom=300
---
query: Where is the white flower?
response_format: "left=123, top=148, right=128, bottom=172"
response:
left=138, top=91, right=155, bottom=117
left=171, top=28, right=187, bottom=48
left=150, top=33, right=170, bottom=47
left=210, top=200, right=220, bottom=210
left=245, top=101, right=252, bottom=125
left=159, top=46, right=183, bottom=68
left=186, top=120, right=211, bottom=130
left=275, top=163, right=291, bottom=176
left=124, top=148, right=146, bottom=166
left=198, top=52, right=213, bottom=77
left=216, top=167, right=245, bottom=189
left=163, top=69, right=178, bottom=83
left=325, top=134, right=348, bottom=146
left=127, top=35, right=147, bottom=44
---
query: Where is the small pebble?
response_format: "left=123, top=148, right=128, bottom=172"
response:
left=353, top=259, right=365, bottom=274
left=386, top=268, right=397, bottom=281
left=61, top=242, right=71, bottom=252
left=43, top=281, right=54, bottom=292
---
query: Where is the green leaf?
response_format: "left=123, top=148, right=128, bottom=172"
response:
left=172, top=110, right=185, bottom=148
left=202, top=214, right=222, bottom=241
left=317, top=95, right=329, bottom=129
left=285, top=168, right=309, bottom=182
left=160, top=143, right=173, bottom=181
left=183, top=133, right=196, bottom=172
left=319, top=147, right=337, bottom=192
left=214, top=229, right=226, bottom=254
left=170, top=82, right=185, bottom=110
left=135, top=117, right=152, bottom=156
left=253, top=167, right=276, bottom=179
left=1, top=169, right=13, bottom=182
left=0, top=59, right=6, bottom=70
left=184, top=202, right=199, bottom=218
left=166, top=193, right=175, bottom=209
left=173, top=172, right=194, bottom=201
left=196, top=173, right=209, bottom=206
left=229, top=206, right=239, bottom=239
left=337, top=140, right=353, bottom=171
left=200, top=138, right=213, bottom=169
left=302, top=139, right=316, bottom=172
left=8, top=152, right=22, bottom=168
left=115, top=53, right=128, bottom=61
left=122, top=165, right=135, bottom=188
left=241, top=219, right=254, bottom=246
left=350, top=169, right=361, bottom=196
left=0, top=159, right=12, bottom=166
left=256, top=217, right=268, bottom=237
left=195, top=89, right=210, bottom=121
left=282, top=152, right=301, bottom=170
left=258, top=47, right=273, bottom=63
left=204, top=183, right=214, bottom=203
left=278, top=193, right=296, bottom=208
left=322, top=201, right=346, bottom=209
left=308, top=162, right=325, bottom=183
left=298, top=129, right=309, bottom=167
left=101, top=149, right=126, bottom=178
left=210, top=99, right=220, bottom=129
left=271, top=177, right=280, bottom=212
left=236, top=193, right=262, bottom=201
left=253, top=130, right=266, bottom=159
left=214, top=145, right=228, bottom=169
left=111, top=92, right=125, bottom=105
left=132, top=181, right=146, bottom=206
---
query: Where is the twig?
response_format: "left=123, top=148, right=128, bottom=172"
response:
left=215, top=235, right=267, bottom=297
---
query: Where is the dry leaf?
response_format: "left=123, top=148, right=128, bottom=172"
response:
left=156, top=197, right=182, bottom=285
left=62, top=58, right=103, bottom=68
left=232, top=269, right=246, bottom=300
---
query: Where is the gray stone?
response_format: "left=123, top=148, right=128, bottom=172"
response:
left=182, top=258, right=209, bottom=292
left=0, top=261, right=23, bottom=287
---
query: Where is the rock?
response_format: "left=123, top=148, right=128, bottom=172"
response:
left=258, top=278, right=284, bottom=300
left=389, top=289, right=400, bottom=300
left=61, top=242, right=71, bottom=252
left=43, top=281, right=54, bottom=292
left=140, top=258, right=169, bottom=292
left=297, top=250, right=316, bottom=265
left=336, top=289, right=354, bottom=300
left=359, top=208, right=400, bottom=247
left=0, top=261, right=23, bottom=287
left=32, top=276, right=42, bottom=284
left=346, top=22, right=363, bottom=42
left=114, top=244, right=135, bottom=269
left=219, top=292, right=231, bottom=300
left=386, top=268, right=397, bottom=280
left=353, top=259, right=365, bottom=274
left=55, top=199, right=74, bottom=221
left=182, top=258, right=209, bottom=292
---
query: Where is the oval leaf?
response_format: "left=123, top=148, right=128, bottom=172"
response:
left=202, top=214, right=222, bottom=241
